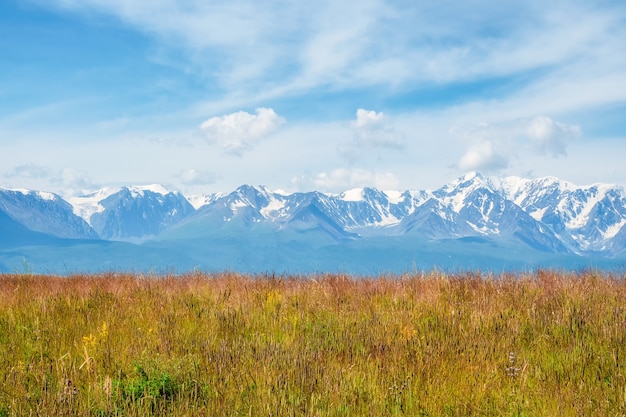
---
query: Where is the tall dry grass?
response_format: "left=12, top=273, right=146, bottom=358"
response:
left=0, top=270, right=624, bottom=416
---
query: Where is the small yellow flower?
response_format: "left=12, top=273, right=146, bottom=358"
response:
left=99, top=322, right=108, bottom=339
left=401, top=325, right=417, bottom=342
left=82, top=333, right=97, bottom=348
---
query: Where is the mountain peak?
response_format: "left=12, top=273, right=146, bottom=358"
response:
left=233, top=184, right=276, bottom=197
left=443, top=172, right=492, bottom=192
left=462, top=171, right=484, bottom=181
left=3, top=173, right=626, bottom=274
left=125, top=184, right=173, bottom=197
left=10, top=188, right=60, bottom=202
left=0, top=187, right=97, bottom=240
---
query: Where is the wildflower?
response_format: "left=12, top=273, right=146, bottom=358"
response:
left=98, top=322, right=108, bottom=339
left=401, top=324, right=417, bottom=342
left=506, top=351, right=521, bottom=378
left=82, top=333, right=97, bottom=348
left=103, top=376, right=113, bottom=398
left=13, top=360, right=27, bottom=373
left=59, top=379, right=79, bottom=403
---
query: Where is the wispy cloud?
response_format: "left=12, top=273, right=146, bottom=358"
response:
left=7, top=0, right=626, bottom=193
left=3, top=163, right=52, bottom=179
left=36, top=0, right=626, bottom=114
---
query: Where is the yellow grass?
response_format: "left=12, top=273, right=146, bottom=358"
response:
left=0, top=270, right=625, bottom=416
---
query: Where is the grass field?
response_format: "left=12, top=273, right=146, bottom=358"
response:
left=0, top=270, right=625, bottom=416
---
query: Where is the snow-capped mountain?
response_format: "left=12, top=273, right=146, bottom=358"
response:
left=187, top=185, right=428, bottom=230
left=170, top=173, right=585, bottom=253
left=428, top=173, right=567, bottom=252
left=69, top=185, right=195, bottom=241
left=0, top=188, right=98, bottom=240
left=497, top=175, right=626, bottom=253
left=1, top=173, right=625, bottom=274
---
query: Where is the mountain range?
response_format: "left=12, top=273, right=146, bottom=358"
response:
left=1, top=172, right=625, bottom=274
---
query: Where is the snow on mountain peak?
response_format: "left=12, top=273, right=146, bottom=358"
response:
left=68, top=184, right=178, bottom=224
left=604, top=219, right=626, bottom=240
left=458, top=171, right=488, bottom=185
left=260, top=198, right=287, bottom=218
left=340, top=188, right=365, bottom=202
left=384, top=190, right=404, bottom=204
left=5, top=173, right=626, bottom=258
left=442, top=172, right=492, bottom=192
left=67, top=187, right=119, bottom=224
left=436, top=172, right=497, bottom=213
left=127, top=184, right=172, bottom=197
left=561, top=183, right=617, bottom=230
left=37, top=191, right=57, bottom=201
left=187, top=193, right=224, bottom=209
left=11, top=188, right=58, bottom=201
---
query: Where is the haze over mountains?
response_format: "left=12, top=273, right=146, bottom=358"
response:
left=1, top=172, right=625, bottom=274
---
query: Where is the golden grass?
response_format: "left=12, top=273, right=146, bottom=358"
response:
left=0, top=270, right=625, bottom=416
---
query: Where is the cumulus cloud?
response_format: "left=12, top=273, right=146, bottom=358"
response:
left=353, top=109, right=384, bottom=129
left=341, top=109, right=405, bottom=162
left=199, top=107, right=285, bottom=156
left=453, top=116, right=581, bottom=173
left=295, top=168, right=399, bottom=192
left=176, top=168, right=219, bottom=185
left=458, top=140, right=508, bottom=172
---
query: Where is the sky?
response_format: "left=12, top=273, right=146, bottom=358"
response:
left=1, top=0, right=626, bottom=197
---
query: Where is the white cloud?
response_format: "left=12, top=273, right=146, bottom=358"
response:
left=40, top=2, right=617, bottom=95
left=458, top=140, right=508, bottom=172
left=353, top=108, right=384, bottom=129
left=9, top=1, right=626, bottom=193
left=28, top=0, right=626, bottom=128
left=199, top=107, right=285, bottom=156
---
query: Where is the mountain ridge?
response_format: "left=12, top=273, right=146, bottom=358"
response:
left=1, top=172, right=625, bottom=274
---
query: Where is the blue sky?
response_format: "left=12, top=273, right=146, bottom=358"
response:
left=1, top=0, right=626, bottom=196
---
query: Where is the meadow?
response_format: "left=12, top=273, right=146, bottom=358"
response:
left=0, top=270, right=625, bottom=416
